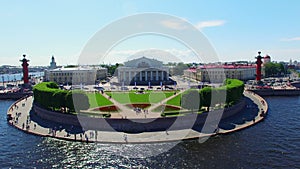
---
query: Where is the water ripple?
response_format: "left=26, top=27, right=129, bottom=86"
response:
left=0, top=97, right=300, bottom=168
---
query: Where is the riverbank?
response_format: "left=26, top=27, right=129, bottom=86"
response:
left=0, top=92, right=32, bottom=100
left=7, top=90, right=267, bottom=143
left=248, top=88, right=300, bottom=96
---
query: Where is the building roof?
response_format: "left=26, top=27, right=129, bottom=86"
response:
left=185, top=64, right=256, bottom=72
left=198, top=64, right=256, bottom=69
left=47, top=66, right=105, bottom=72
left=123, top=56, right=164, bottom=68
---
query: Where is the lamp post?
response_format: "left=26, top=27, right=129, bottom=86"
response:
left=14, top=75, right=16, bottom=86
left=1, top=76, right=4, bottom=87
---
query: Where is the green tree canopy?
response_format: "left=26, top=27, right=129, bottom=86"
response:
left=181, top=89, right=201, bottom=111
left=200, top=87, right=212, bottom=111
left=264, top=62, right=286, bottom=77
left=33, top=82, right=89, bottom=113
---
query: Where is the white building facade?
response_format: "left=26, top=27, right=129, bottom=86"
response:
left=44, top=66, right=107, bottom=85
left=117, top=57, right=171, bottom=85
left=184, top=65, right=256, bottom=83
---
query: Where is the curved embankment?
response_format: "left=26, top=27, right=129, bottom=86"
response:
left=217, top=90, right=268, bottom=134
left=7, top=91, right=268, bottom=143
left=0, top=92, right=32, bottom=100
left=248, top=88, right=300, bottom=96
left=32, top=98, right=246, bottom=133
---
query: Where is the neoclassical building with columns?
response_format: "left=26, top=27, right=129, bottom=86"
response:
left=117, top=57, right=172, bottom=85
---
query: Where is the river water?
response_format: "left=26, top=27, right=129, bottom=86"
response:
left=0, top=97, right=299, bottom=168
left=0, top=72, right=43, bottom=83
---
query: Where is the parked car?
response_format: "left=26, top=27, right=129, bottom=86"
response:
left=121, top=86, right=129, bottom=90
left=94, top=86, right=105, bottom=91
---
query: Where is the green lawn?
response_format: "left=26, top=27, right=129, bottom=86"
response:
left=105, top=90, right=174, bottom=104
left=166, top=93, right=182, bottom=106
left=87, top=93, right=113, bottom=108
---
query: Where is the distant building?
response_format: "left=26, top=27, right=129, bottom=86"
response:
left=184, top=64, right=256, bottom=83
left=263, top=55, right=271, bottom=64
left=50, top=56, right=57, bottom=69
left=117, top=57, right=172, bottom=85
left=44, top=66, right=107, bottom=85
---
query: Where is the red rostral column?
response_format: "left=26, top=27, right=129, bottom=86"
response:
left=255, top=51, right=263, bottom=81
left=20, top=54, right=29, bottom=84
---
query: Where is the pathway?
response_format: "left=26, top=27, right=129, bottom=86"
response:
left=101, top=92, right=161, bottom=119
left=218, top=90, right=268, bottom=134
left=147, top=89, right=185, bottom=113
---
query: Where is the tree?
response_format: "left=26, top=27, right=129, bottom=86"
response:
left=33, top=82, right=59, bottom=110
left=33, top=82, right=90, bottom=113
left=171, top=62, right=189, bottom=76
left=201, top=87, right=212, bottom=111
left=181, top=89, right=201, bottom=112
left=52, top=90, right=68, bottom=111
left=214, top=88, right=226, bottom=106
left=224, top=79, right=244, bottom=105
left=65, top=90, right=90, bottom=113
left=264, top=62, right=286, bottom=77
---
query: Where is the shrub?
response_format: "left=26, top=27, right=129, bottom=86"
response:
left=180, top=78, right=244, bottom=112
left=181, top=89, right=201, bottom=111
left=33, top=82, right=89, bottom=113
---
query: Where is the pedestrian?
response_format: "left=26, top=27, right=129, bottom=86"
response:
left=214, top=127, right=220, bottom=133
left=124, top=134, right=128, bottom=142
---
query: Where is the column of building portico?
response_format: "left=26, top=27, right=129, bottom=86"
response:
left=156, top=71, right=159, bottom=81
left=140, top=71, right=142, bottom=81
left=150, top=71, right=153, bottom=81
left=128, top=71, right=131, bottom=83
left=134, top=71, right=137, bottom=82
left=145, top=71, right=148, bottom=81
left=161, top=71, right=164, bottom=81
left=123, top=71, right=126, bottom=82
left=166, top=70, right=169, bottom=80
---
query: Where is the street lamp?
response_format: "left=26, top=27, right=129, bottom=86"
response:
left=14, top=75, right=16, bottom=86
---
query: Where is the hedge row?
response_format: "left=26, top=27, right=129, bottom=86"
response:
left=33, top=82, right=90, bottom=113
left=181, top=79, right=244, bottom=111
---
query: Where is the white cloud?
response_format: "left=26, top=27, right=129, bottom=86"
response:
left=195, top=20, right=226, bottom=29
left=280, top=37, right=300, bottom=42
left=160, top=19, right=189, bottom=30
left=161, top=19, right=226, bottom=30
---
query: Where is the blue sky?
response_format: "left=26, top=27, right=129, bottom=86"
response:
left=0, top=0, right=300, bottom=66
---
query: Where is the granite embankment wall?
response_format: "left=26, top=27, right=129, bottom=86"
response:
left=249, top=89, right=300, bottom=96
left=33, top=98, right=246, bottom=133
left=0, top=92, right=32, bottom=100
